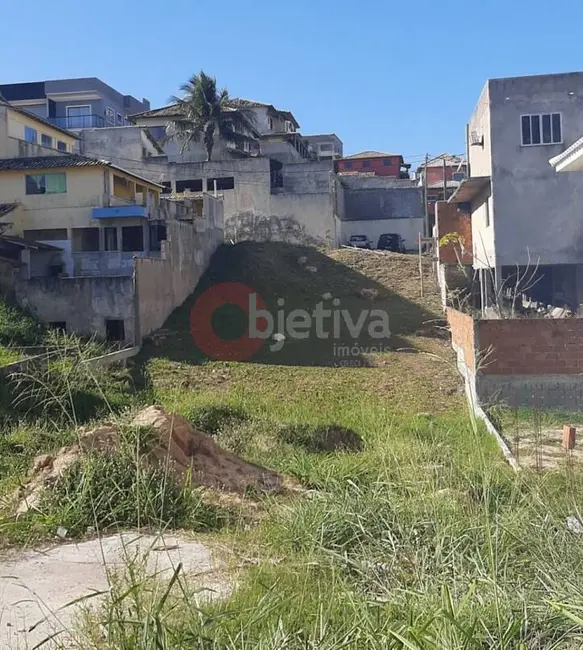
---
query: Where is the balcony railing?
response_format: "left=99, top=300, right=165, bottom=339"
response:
left=48, top=114, right=106, bottom=129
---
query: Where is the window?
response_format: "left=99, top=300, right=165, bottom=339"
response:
left=41, top=134, right=53, bottom=148
left=452, top=172, right=466, bottom=182
left=268, top=117, right=273, bottom=130
left=105, top=107, right=115, bottom=125
left=175, top=179, right=202, bottom=193
left=122, top=225, right=144, bottom=252
left=362, top=160, right=371, bottom=168
left=345, top=161, right=352, bottom=169
left=161, top=181, right=172, bottom=194
left=320, top=143, right=333, bottom=152
left=117, top=113, right=124, bottom=125
left=521, top=113, right=562, bottom=145
left=383, top=159, right=392, bottom=166
left=57, top=140, right=67, bottom=152
left=25, top=173, right=67, bottom=195
left=24, top=126, right=37, bottom=143
left=24, top=228, right=68, bottom=241
left=72, top=227, right=100, bottom=252
left=105, top=319, right=125, bottom=342
left=149, top=223, right=167, bottom=252
left=206, top=177, right=235, bottom=191
left=104, top=227, right=118, bottom=251
left=66, top=105, right=91, bottom=128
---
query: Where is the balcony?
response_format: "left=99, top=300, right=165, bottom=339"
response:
left=92, top=193, right=159, bottom=219
left=48, top=114, right=105, bottom=130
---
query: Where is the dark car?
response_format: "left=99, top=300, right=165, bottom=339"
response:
left=377, top=233, right=406, bottom=253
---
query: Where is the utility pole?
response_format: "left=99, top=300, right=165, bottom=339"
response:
left=423, top=153, right=429, bottom=238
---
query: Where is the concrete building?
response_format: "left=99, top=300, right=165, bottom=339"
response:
left=336, top=151, right=411, bottom=178
left=0, top=98, right=79, bottom=158
left=10, top=196, right=223, bottom=344
left=0, top=78, right=150, bottom=130
left=304, top=134, right=343, bottom=160
left=449, top=72, right=583, bottom=311
left=337, top=176, right=424, bottom=249
left=0, top=154, right=164, bottom=277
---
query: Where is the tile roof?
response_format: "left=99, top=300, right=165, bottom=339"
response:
left=0, top=203, right=18, bottom=217
left=344, top=150, right=401, bottom=159
left=0, top=155, right=163, bottom=188
left=0, top=155, right=104, bottom=171
left=423, top=153, right=466, bottom=168
left=0, top=235, right=62, bottom=251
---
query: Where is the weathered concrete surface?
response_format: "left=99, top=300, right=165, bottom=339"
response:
left=0, top=533, right=228, bottom=649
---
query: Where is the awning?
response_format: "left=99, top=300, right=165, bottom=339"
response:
left=448, top=176, right=490, bottom=204
left=549, top=136, right=583, bottom=172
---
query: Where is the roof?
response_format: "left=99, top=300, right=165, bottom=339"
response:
left=448, top=176, right=490, bottom=203
left=0, top=155, right=164, bottom=188
left=427, top=180, right=462, bottom=189
left=549, top=136, right=583, bottom=173
left=344, top=150, right=402, bottom=159
left=419, top=153, right=466, bottom=169
left=0, top=203, right=18, bottom=217
left=131, top=97, right=301, bottom=128
left=1, top=98, right=79, bottom=140
left=0, top=235, right=62, bottom=251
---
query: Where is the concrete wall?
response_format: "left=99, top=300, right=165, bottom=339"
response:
left=15, top=275, right=136, bottom=341
left=135, top=194, right=224, bottom=338
left=80, top=126, right=161, bottom=171
left=484, top=73, right=583, bottom=268
left=467, top=82, right=496, bottom=269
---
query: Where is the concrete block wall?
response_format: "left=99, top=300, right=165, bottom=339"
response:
left=447, top=307, right=583, bottom=408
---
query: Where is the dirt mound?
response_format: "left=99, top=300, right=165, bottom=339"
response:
left=15, top=406, right=297, bottom=513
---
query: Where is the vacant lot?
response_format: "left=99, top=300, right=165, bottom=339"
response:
left=3, top=244, right=583, bottom=648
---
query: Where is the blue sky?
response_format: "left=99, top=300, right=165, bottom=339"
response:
left=3, top=0, right=583, bottom=170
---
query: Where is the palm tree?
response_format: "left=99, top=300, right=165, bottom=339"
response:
left=167, top=71, right=255, bottom=162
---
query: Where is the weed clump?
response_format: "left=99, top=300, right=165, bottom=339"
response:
left=276, top=423, right=364, bottom=453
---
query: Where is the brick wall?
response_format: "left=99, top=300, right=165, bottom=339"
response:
left=447, top=307, right=476, bottom=371
left=436, top=201, right=472, bottom=264
left=477, top=319, right=583, bottom=375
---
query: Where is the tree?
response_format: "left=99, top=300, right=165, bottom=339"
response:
left=167, top=71, right=255, bottom=162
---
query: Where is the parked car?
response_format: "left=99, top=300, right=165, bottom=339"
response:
left=347, top=235, right=373, bottom=249
left=377, top=233, right=406, bottom=253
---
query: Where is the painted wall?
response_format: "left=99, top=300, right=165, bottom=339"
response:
left=337, top=155, right=403, bottom=177
left=7, top=108, right=77, bottom=152
left=485, top=73, right=583, bottom=268
left=467, top=82, right=496, bottom=269
left=14, top=275, right=136, bottom=341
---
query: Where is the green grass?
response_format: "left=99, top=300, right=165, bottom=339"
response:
left=4, top=245, right=583, bottom=647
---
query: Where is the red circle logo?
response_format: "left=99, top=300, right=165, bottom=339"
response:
left=190, top=282, right=268, bottom=361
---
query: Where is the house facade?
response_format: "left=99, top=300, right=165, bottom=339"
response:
left=0, top=78, right=150, bottom=130
left=304, top=134, right=343, bottom=160
left=0, top=99, right=78, bottom=158
left=0, top=155, right=164, bottom=277
left=448, top=72, right=583, bottom=311
left=336, top=151, right=410, bottom=178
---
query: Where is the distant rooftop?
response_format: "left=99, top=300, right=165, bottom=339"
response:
left=344, top=150, right=401, bottom=159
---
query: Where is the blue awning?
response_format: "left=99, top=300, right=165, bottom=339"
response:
left=92, top=205, right=147, bottom=219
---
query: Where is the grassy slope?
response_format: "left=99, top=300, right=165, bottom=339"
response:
left=88, top=244, right=583, bottom=649
left=4, top=245, right=583, bottom=647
